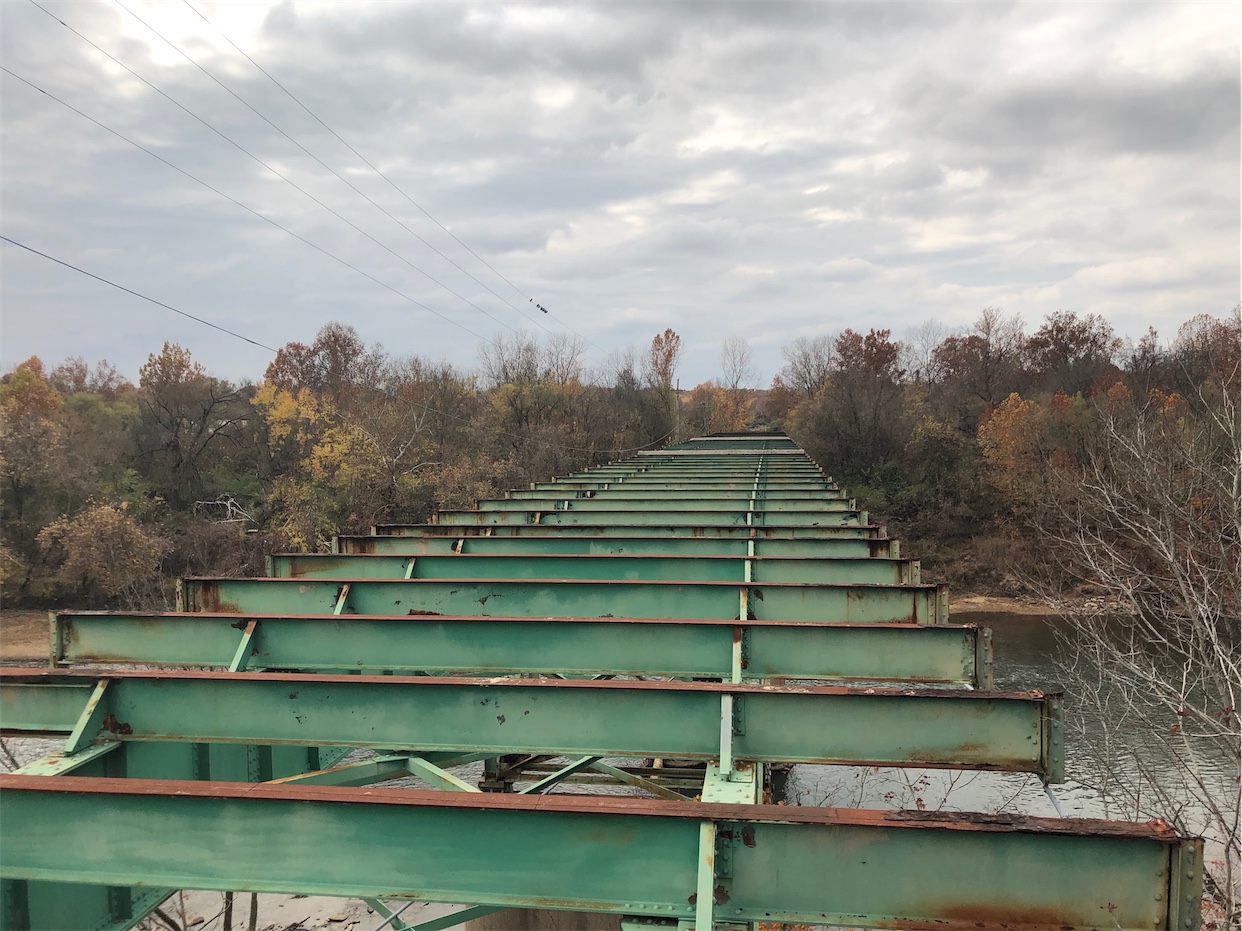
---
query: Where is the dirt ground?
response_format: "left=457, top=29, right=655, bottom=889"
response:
left=947, top=593, right=1058, bottom=616
left=0, top=609, right=50, bottom=662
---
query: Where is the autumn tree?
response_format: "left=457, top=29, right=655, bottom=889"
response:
left=787, top=328, right=907, bottom=481
left=0, top=358, right=69, bottom=594
left=779, top=334, right=834, bottom=397
left=1026, top=310, right=1121, bottom=395
left=37, top=504, right=166, bottom=607
left=930, top=308, right=1026, bottom=432
left=685, top=381, right=749, bottom=435
left=643, top=328, right=683, bottom=438
left=644, top=328, right=682, bottom=392
left=979, top=311, right=1242, bottom=916
left=134, top=342, right=250, bottom=509
left=720, top=336, right=755, bottom=392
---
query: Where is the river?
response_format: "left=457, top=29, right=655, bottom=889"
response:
left=786, top=610, right=1239, bottom=842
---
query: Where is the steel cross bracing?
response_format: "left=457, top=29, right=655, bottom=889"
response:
left=0, top=434, right=1204, bottom=931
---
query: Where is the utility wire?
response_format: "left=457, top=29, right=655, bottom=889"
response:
left=2, top=66, right=486, bottom=341
left=180, top=0, right=608, bottom=355
left=1, top=235, right=279, bottom=352
left=108, top=0, right=556, bottom=340
left=1, top=235, right=670, bottom=456
left=31, top=0, right=514, bottom=338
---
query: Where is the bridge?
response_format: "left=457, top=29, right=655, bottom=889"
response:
left=0, top=433, right=1203, bottom=930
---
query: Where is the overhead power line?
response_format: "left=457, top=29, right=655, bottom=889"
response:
left=109, top=0, right=557, bottom=340
left=31, top=0, right=515, bottom=338
left=1, top=234, right=670, bottom=456
left=1, top=235, right=279, bottom=352
left=179, top=0, right=608, bottom=355
left=2, top=65, right=487, bottom=340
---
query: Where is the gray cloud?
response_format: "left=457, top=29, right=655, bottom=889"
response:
left=2, top=0, right=1237, bottom=386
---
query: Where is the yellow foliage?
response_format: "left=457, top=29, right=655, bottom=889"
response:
left=977, top=392, right=1047, bottom=501
left=37, top=505, right=166, bottom=603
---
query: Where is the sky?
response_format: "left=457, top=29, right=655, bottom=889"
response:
left=1, top=0, right=1238, bottom=387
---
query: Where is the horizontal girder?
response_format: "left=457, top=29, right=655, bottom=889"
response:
left=432, top=508, right=863, bottom=526
left=371, top=523, right=881, bottom=539
left=178, top=577, right=947, bottom=623
left=0, top=776, right=1200, bottom=931
left=52, top=613, right=987, bottom=685
left=333, top=534, right=897, bottom=558
left=479, top=497, right=852, bottom=512
left=0, top=669, right=1060, bottom=775
left=266, top=553, right=919, bottom=584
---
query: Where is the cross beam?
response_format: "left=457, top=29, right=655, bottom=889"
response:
left=431, top=508, right=863, bottom=527
left=333, top=534, right=897, bottom=558
left=265, top=553, right=920, bottom=584
left=52, top=613, right=988, bottom=685
left=372, top=523, right=881, bottom=540
left=0, top=668, right=1061, bottom=777
left=0, top=776, right=1202, bottom=931
left=177, top=577, right=947, bottom=624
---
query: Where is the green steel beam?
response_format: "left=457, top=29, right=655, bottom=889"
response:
left=0, top=878, right=174, bottom=931
left=177, top=577, right=946, bottom=624
left=265, top=553, right=919, bottom=584
left=432, top=509, right=863, bottom=527
left=64, top=611, right=832, bottom=679
left=457, top=496, right=852, bottom=513
left=0, top=776, right=1202, bottom=931
left=456, top=498, right=854, bottom=513
left=0, top=669, right=1061, bottom=776
left=499, top=491, right=849, bottom=506
left=53, top=612, right=986, bottom=684
left=333, top=534, right=897, bottom=558
left=370, top=523, right=881, bottom=539
left=524, top=489, right=834, bottom=496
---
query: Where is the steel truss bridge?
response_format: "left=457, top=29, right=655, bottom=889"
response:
left=0, top=434, right=1203, bottom=930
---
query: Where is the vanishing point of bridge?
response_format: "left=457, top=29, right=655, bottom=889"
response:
left=0, top=434, right=1202, bottom=930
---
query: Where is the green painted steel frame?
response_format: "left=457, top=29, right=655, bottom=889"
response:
left=265, top=553, right=920, bottom=584
left=332, top=534, right=898, bottom=558
left=370, top=523, right=882, bottom=539
left=469, top=497, right=855, bottom=512
left=0, top=434, right=1203, bottom=930
left=0, top=669, right=1062, bottom=776
left=51, top=612, right=987, bottom=685
left=432, top=508, right=864, bottom=527
left=0, top=776, right=1201, bottom=931
left=177, top=577, right=948, bottom=624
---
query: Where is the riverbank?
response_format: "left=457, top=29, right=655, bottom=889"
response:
left=948, top=594, right=1058, bottom=616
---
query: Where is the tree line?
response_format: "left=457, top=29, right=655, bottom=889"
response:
left=1, top=307, right=1236, bottom=610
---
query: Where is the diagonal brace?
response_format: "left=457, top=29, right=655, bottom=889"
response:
left=518, top=756, right=601, bottom=795
left=587, top=761, right=686, bottom=801
left=228, top=620, right=259, bottom=672
left=405, top=757, right=481, bottom=792
left=63, top=679, right=110, bottom=755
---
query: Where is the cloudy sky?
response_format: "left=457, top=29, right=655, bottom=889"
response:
left=2, top=1, right=1238, bottom=386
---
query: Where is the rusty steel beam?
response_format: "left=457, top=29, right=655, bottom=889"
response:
left=0, top=668, right=1062, bottom=777
left=176, top=577, right=948, bottom=624
left=52, top=612, right=989, bottom=686
left=0, top=776, right=1203, bottom=931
